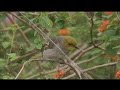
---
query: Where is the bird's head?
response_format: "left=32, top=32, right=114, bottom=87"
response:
left=63, top=36, right=79, bottom=52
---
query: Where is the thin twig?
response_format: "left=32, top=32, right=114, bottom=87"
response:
left=15, top=59, right=33, bottom=79
left=17, top=27, right=31, bottom=47
left=26, top=73, right=40, bottom=79
left=62, top=61, right=120, bottom=79
left=5, top=13, right=17, bottom=63
left=77, top=53, right=103, bottom=64
left=17, top=28, right=32, bottom=37
left=74, top=43, right=103, bottom=61
left=10, top=12, right=48, bottom=41
left=15, top=58, right=58, bottom=79
left=8, top=48, right=40, bottom=64
left=70, top=43, right=88, bottom=60
left=55, top=54, right=103, bottom=79
left=88, top=12, right=105, bottom=51
left=5, top=13, right=31, bottom=47
left=62, top=73, right=75, bottom=79
left=83, top=61, right=120, bottom=72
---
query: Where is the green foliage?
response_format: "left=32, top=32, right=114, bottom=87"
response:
left=38, top=13, right=53, bottom=29
left=0, top=12, right=120, bottom=79
left=7, top=53, right=17, bottom=61
left=105, top=44, right=118, bottom=55
left=33, top=38, right=43, bottom=49
left=2, top=41, right=11, bottom=49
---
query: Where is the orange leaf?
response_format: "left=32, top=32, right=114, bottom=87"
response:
left=102, top=20, right=110, bottom=25
left=115, top=70, right=120, bottom=78
left=58, top=70, right=65, bottom=77
left=53, top=70, right=65, bottom=79
left=98, top=20, right=110, bottom=32
left=104, top=12, right=113, bottom=15
left=53, top=73, right=61, bottom=79
left=58, top=28, right=70, bottom=36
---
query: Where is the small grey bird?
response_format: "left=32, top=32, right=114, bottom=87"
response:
left=31, top=36, right=78, bottom=63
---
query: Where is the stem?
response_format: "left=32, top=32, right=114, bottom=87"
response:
left=89, top=13, right=105, bottom=51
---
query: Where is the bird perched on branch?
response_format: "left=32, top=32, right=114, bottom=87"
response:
left=31, top=36, right=78, bottom=63
left=26, top=35, right=79, bottom=79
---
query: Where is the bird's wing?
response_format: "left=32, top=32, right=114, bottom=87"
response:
left=42, top=48, right=65, bottom=61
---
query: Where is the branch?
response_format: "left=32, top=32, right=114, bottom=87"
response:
left=8, top=48, right=40, bottom=64
left=83, top=61, right=120, bottom=72
left=70, top=43, right=88, bottom=60
left=15, top=58, right=48, bottom=79
left=59, top=53, right=103, bottom=79
left=9, top=12, right=47, bottom=41
left=62, top=73, right=75, bottom=79
left=25, top=44, right=102, bottom=79
left=17, top=28, right=32, bottom=37
left=77, top=53, right=103, bottom=64
left=74, top=42, right=103, bottom=61
left=88, top=12, right=105, bottom=51
left=26, top=44, right=100, bottom=78
left=62, top=61, right=120, bottom=79
left=15, top=59, right=34, bottom=79
left=5, top=13, right=31, bottom=47
left=116, top=12, right=120, bottom=23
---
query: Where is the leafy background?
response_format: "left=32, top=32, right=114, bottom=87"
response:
left=0, top=12, right=120, bottom=79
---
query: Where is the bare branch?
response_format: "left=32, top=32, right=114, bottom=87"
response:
left=77, top=53, right=103, bottom=64
left=74, top=42, right=103, bottom=61
left=83, top=61, right=120, bottom=72
left=62, top=73, right=75, bottom=79
left=62, top=61, right=120, bottom=79
left=15, top=59, right=34, bottom=79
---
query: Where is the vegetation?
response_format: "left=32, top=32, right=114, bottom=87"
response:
left=0, top=12, right=120, bottom=79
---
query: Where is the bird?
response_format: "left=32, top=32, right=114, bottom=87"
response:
left=31, top=36, right=78, bottom=63
left=20, top=35, right=78, bottom=79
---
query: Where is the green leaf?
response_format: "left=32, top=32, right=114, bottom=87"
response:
left=33, top=38, right=40, bottom=44
left=33, top=38, right=43, bottom=49
left=105, top=44, right=118, bottom=55
left=90, top=49, right=102, bottom=55
left=2, top=42, right=10, bottom=49
left=33, top=43, right=42, bottom=49
left=113, top=45, right=120, bottom=49
left=39, top=13, right=53, bottom=29
left=0, top=58, right=6, bottom=68
left=34, top=31, right=38, bottom=36
left=7, top=53, right=17, bottom=61
left=95, top=12, right=102, bottom=19
left=103, top=29, right=116, bottom=38
left=109, top=36, right=120, bottom=41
